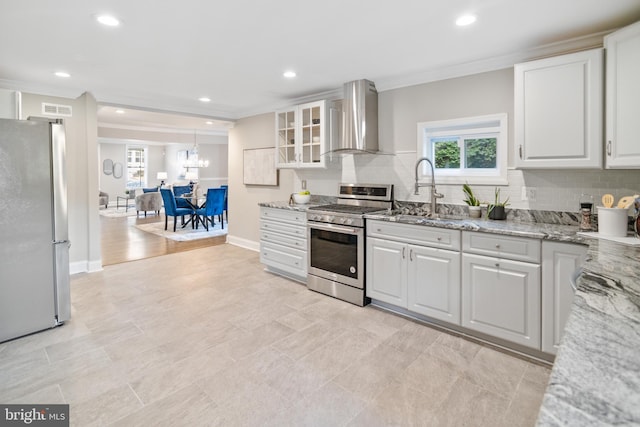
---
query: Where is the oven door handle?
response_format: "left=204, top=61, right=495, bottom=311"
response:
left=308, top=222, right=361, bottom=235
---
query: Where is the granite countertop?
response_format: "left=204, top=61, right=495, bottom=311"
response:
left=261, top=202, right=640, bottom=424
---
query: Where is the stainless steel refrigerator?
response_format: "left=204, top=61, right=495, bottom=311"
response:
left=0, top=117, right=71, bottom=343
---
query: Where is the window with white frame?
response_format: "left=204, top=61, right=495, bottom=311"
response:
left=417, top=113, right=508, bottom=185
left=126, top=147, right=146, bottom=189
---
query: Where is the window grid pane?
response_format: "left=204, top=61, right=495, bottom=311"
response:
left=433, top=139, right=460, bottom=169
left=464, top=138, right=497, bottom=169
left=127, top=148, right=145, bottom=188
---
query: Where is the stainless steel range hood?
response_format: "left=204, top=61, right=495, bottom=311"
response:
left=331, top=79, right=378, bottom=154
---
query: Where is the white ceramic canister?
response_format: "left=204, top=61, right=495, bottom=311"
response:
left=597, top=207, right=628, bottom=237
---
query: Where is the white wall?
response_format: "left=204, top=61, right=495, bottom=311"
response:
left=21, top=92, right=101, bottom=273
left=294, top=68, right=640, bottom=211
left=227, top=113, right=294, bottom=249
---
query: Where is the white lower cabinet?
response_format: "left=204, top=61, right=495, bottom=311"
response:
left=462, top=253, right=541, bottom=349
left=367, top=237, right=407, bottom=307
left=541, top=241, right=587, bottom=355
left=259, top=207, right=307, bottom=281
left=407, top=244, right=461, bottom=324
left=366, top=221, right=461, bottom=324
left=366, top=223, right=585, bottom=356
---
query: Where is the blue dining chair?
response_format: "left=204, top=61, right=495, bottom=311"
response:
left=160, top=189, right=195, bottom=232
left=172, top=185, right=192, bottom=225
left=195, top=188, right=226, bottom=231
left=220, top=185, right=228, bottom=221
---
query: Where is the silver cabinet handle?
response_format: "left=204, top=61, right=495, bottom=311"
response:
left=495, top=263, right=500, bottom=268
left=607, top=141, right=612, bottom=156
left=495, top=244, right=500, bottom=249
left=519, top=145, right=523, bottom=159
left=409, top=249, right=413, bottom=261
left=402, top=247, right=406, bottom=259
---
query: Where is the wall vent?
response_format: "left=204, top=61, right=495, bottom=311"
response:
left=42, top=102, right=72, bottom=117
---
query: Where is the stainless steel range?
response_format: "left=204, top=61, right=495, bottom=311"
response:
left=307, top=183, right=393, bottom=306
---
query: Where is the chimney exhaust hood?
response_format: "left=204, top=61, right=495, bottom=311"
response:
left=331, top=79, right=378, bottom=154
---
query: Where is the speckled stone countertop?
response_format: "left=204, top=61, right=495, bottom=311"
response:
left=260, top=201, right=640, bottom=425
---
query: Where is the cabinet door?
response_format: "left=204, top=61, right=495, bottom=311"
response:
left=541, top=241, right=587, bottom=354
left=407, top=245, right=461, bottom=325
left=462, top=254, right=541, bottom=349
left=298, top=101, right=326, bottom=168
left=514, top=48, right=603, bottom=169
left=606, top=21, right=640, bottom=169
left=275, top=109, right=298, bottom=168
left=366, top=237, right=407, bottom=307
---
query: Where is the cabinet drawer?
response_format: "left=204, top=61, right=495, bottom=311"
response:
left=260, top=207, right=306, bottom=226
left=261, top=219, right=307, bottom=239
left=260, top=241, right=307, bottom=276
left=462, top=231, right=540, bottom=263
left=260, top=229, right=306, bottom=251
left=367, top=220, right=460, bottom=250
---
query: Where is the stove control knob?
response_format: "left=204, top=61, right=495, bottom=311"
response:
left=345, top=218, right=354, bottom=225
left=337, top=217, right=346, bottom=224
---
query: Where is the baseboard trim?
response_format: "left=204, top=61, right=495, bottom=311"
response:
left=227, top=235, right=259, bottom=252
left=70, top=259, right=104, bottom=275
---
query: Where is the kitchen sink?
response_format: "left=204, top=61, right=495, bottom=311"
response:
left=388, top=214, right=467, bottom=224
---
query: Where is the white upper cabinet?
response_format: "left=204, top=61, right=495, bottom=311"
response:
left=514, top=48, right=603, bottom=169
left=275, top=100, right=328, bottom=169
left=605, top=21, right=640, bottom=169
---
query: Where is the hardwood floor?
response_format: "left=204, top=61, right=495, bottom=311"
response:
left=100, top=212, right=226, bottom=266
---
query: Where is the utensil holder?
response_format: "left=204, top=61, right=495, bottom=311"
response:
left=597, top=207, right=628, bottom=237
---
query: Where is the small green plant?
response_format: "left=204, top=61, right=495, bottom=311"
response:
left=462, top=183, right=480, bottom=206
left=487, top=187, right=510, bottom=219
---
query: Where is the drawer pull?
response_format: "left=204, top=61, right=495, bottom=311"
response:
left=495, top=244, right=500, bottom=249
left=437, top=237, right=442, bottom=241
left=402, top=247, right=406, bottom=259
left=409, top=249, right=413, bottom=261
left=495, top=263, right=500, bottom=268
left=377, top=228, right=382, bottom=232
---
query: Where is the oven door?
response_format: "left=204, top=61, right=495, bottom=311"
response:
left=307, top=221, right=364, bottom=289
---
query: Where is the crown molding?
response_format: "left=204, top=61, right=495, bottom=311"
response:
left=375, top=31, right=608, bottom=92
left=235, top=87, right=344, bottom=119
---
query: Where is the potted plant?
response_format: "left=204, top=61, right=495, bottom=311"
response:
left=462, top=183, right=482, bottom=218
left=487, top=187, right=509, bottom=220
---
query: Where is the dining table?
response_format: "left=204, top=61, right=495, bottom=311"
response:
left=178, top=194, right=208, bottom=229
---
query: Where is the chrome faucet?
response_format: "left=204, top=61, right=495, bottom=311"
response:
left=414, top=157, right=444, bottom=217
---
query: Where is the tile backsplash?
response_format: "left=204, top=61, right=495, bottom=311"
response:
left=295, top=152, right=640, bottom=214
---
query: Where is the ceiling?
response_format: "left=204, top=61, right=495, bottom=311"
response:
left=1, top=1, right=640, bottom=133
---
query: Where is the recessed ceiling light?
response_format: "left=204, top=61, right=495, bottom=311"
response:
left=199, top=97, right=211, bottom=103
left=96, top=15, right=120, bottom=27
left=206, top=121, right=214, bottom=125
left=54, top=71, right=70, bottom=78
left=115, top=109, right=125, bottom=114
left=456, top=14, right=477, bottom=26
left=283, top=71, right=297, bottom=78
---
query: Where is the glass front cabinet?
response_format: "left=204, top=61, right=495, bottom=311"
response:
left=276, top=100, right=328, bottom=169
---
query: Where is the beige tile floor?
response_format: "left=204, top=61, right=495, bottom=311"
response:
left=0, top=244, right=551, bottom=426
